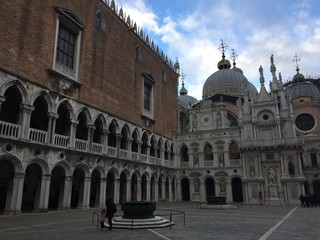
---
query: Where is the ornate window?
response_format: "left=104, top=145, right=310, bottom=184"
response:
left=229, top=141, right=240, bottom=159
left=52, top=7, right=84, bottom=88
left=180, top=145, right=189, bottom=162
left=142, top=74, right=154, bottom=119
left=204, top=144, right=213, bottom=160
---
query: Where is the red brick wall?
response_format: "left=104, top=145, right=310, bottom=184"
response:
left=0, top=0, right=178, bottom=138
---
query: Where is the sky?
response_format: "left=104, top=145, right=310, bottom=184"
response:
left=115, top=0, right=320, bottom=100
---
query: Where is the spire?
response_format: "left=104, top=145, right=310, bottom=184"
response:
left=174, top=57, right=180, bottom=74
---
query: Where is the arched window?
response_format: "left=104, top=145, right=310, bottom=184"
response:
left=131, top=131, right=138, bottom=152
left=93, top=117, right=103, bottom=144
left=229, top=141, right=240, bottom=159
left=120, top=127, right=128, bottom=150
left=310, top=153, right=318, bottom=166
left=204, top=144, right=213, bottom=160
left=76, top=111, right=88, bottom=140
left=141, top=132, right=148, bottom=155
left=135, top=46, right=142, bottom=62
left=108, top=122, right=117, bottom=147
left=180, top=145, right=189, bottom=162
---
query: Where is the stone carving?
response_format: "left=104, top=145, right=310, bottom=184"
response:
left=268, top=167, right=276, bottom=184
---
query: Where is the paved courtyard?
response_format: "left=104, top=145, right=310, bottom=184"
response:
left=0, top=202, right=319, bottom=240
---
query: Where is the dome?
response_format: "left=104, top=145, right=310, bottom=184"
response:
left=178, top=82, right=198, bottom=108
left=285, top=81, right=320, bottom=99
left=202, top=68, right=258, bottom=99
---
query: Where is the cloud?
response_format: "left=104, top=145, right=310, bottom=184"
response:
left=114, top=0, right=320, bottom=99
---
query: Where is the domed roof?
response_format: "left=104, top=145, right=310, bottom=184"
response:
left=285, top=81, right=320, bottom=99
left=202, top=67, right=257, bottom=99
left=178, top=82, right=198, bottom=108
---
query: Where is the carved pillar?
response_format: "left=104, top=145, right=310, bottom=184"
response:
left=126, top=179, right=131, bottom=201
left=102, top=129, right=109, bottom=154
left=116, top=133, right=122, bottom=157
left=86, top=124, right=95, bottom=152
left=154, top=180, right=159, bottom=202
left=20, top=104, right=34, bottom=139
left=136, top=179, right=141, bottom=201
left=146, top=179, right=151, bottom=201
left=48, top=112, right=58, bottom=144
left=0, top=96, right=6, bottom=111
left=298, top=152, right=303, bottom=176
left=69, top=120, right=78, bottom=149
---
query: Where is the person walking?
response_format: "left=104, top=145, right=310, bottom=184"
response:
left=299, top=194, right=305, bottom=208
left=99, top=209, right=106, bottom=230
left=106, top=199, right=117, bottom=230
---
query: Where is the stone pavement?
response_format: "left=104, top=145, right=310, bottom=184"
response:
left=0, top=202, right=319, bottom=240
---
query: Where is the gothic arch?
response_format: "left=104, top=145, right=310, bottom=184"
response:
left=30, top=90, right=54, bottom=113
left=25, top=158, right=50, bottom=175
left=75, top=107, right=93, bottom=125
left=53, top=160, right=72, bottom=176
left=57, top=99, right=75, bottom=120
left=93, top=113, right=107, bottom=130
left=0, top=80, right=28, bottom=104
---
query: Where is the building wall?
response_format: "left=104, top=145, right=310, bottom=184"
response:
left=0, top=0, right=178, bottom=138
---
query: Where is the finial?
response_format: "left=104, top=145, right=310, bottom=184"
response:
left=293, top=53, right=301, bottom=73
left=218, top=39, right=228, bottom=59
left=231, top=49, right=238, bottom=67
left=174, top=57, right=180, bottom=74
left=270, top=54, right=276, bottom=76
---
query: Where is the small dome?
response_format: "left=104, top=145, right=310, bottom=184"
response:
left=292, top=66, right=305, bottom=82
left=178, top=81, right=198, bottom=108
left=202, top=68, right=257, bottom=99
left=218, top=59, right=231, bottom=69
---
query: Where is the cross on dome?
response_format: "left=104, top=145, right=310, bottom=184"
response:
left=231, top=49, right=238, bottom=67
left=218, top=39, right=228, bottom=59
left=293, top=53, right=301, bottom=73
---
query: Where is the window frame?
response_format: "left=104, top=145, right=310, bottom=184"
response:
left=52, top=8, right=84, bottom=84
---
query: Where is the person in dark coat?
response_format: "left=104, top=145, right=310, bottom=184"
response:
left=299, top=194, right=305, bottom=208
left=106, top=199, right=117, bottom=230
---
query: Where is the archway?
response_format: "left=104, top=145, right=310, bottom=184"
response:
left=119, top=172, right=127, bottom=203
left=141, top=174, right=147, bottom=201
left=313, top=180, right=320, bottom=195
left=205, top=178, right=215, bottom=200
left=71, top=168, right=85, bottom=208
left=231, top=177, right=243, bottom=202
left=106, top=171, right=115, bottom=201
left=48, top=166, right=65, bottom=210
left=304, top=181, right=310, bottom=194
left=90, top=169, right=101, bottom=207
left=181, top=178, right=190, bottom=201
left=21, top=163, right=42, bottom=212
left=0, top=159, right=15, bottom=213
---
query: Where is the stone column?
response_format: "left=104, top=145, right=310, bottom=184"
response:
left=168, top=179, right=173, bottom=202
left=126, top=179, right=131, bottom=201
left=136, top=179, right=141, bottom=201
left=297, top=152, right=303, bottom=176
left=62, top=176, right=72, bottom=209
left=116, top=133, right=122, bottom=157
left=99, top=178, right=107, bottom=207
left=146, top=179, right=151, bottom=201
left=280, top=153, right=285, bottom=176
left=69, top=120, right=78, bottom=149
left=47, top=112, right=58, bottom=144
left=114, top=178, right=120, bottom=205
left=4, top=172, right=25, bottom=214
left=37, top=174, right=51, bottom=211
left=81, top=176, right=91, bottom=209
left=20, top=104, right=34, bottom=139
left=154, top=180, right=159, bottom=202
left=102, top=130, right=109, bottom=154
left=86, top=124, right=95, bottom=152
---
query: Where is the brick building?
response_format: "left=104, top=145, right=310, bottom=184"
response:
left=0, top=0, right=179, bottom=213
